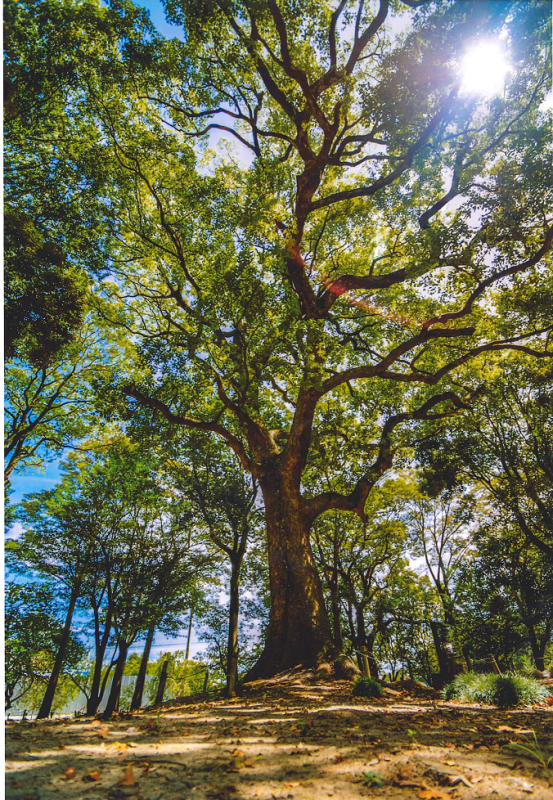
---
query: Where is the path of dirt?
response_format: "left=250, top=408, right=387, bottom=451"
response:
left=6, top=672, right=553, bottom=800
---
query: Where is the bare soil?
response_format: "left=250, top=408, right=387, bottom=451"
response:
left=6, top=671, right=553, bottom=800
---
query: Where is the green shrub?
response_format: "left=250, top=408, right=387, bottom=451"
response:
left=352, top=677, right=383, bottom=698
left=443, top=672, right=550, bottom=707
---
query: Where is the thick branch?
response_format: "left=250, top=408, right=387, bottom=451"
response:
left=303, top=391, right=470, bottom=522
left=124, top=384, right=253, bottom=473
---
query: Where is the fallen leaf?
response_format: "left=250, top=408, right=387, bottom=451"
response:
left=419, top=791, right=450, bottom=800
left=107, top=741, right=130, bottom=753
left=119, top=765, right=135, bottom=786
left=447, top=775, right=472, bottom=787
left=63, top=767, right=76, bottom=780
left=57, top=742, right=66, bottom=750
left=82, top=770, right=102, bottom=783
left=226, top=756, right=244, bottom=772
left=395, top=779, right=423, bottom=788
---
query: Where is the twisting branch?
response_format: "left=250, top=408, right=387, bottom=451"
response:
left=303, top=391, right=471, bottom=522
left=124, top=384, right=254, bottom=473
left=422, top=226, right=553, bottom=328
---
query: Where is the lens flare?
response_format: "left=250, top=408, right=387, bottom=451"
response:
left=461, top=42, right=511, bottom=97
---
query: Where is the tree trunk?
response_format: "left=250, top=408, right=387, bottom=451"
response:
left=366, top=631, right=379, bottom=680
left=330, top=587, right=343, bottom=651
left=185, top=606, right=194, bottom=661
left=246, top=471, right=334, bottom=679
left=429, top=620, right=450, bottom=688
left=103, top=639, right=128, bottom=719
left=526, top=623, right=546, bottom=671
left=37, top=584, right=79, bottom=720
left=227, top=557, right=241, bottom=697
left=87, top=606, right=113, bottom=716
left=130, top=626, right=155, bottom=711
left=155, top=658, right=169, bottom=705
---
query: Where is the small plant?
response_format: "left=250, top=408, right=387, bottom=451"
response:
left=443, top=672, right=550, bottom=707
left=352, top=677, right=383, bottom=698
left=510, top=731, right=553, bottom=770
left=361, top=770, right=385, bottom=787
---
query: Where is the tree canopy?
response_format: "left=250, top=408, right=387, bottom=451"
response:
left=5, top=0, right=552, bottom=691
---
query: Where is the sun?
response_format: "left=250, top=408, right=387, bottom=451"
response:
left=461, top=42, right=511, bottom=97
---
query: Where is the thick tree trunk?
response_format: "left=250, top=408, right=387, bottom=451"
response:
left=103, top=639, right=128, bottom=719
left=37, top=584, right=79, bottom=720
left=87, top=606, right=113, bottom=716
left=130, top=626, right=155, bottom=711
left=227, top=558, right=241, bottom=697
left=246, top=472, right=334, bottom=679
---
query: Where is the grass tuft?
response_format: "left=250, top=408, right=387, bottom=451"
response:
left=443, top=672, right=550, bottom=707
left=352, top=677, right=383, bottom=698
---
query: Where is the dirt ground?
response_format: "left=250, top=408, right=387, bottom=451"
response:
left=5, top=671, right=553, bottom=800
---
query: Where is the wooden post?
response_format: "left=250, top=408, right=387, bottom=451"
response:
left=489, top=654, right=502, bottom=675
left=202, top=668, right=209, bottom=694
left=360, top=646, right=371, bottom=679
left=155, top=659, right=169, bottom=706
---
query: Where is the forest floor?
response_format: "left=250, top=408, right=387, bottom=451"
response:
left=5, top=670, right=553, bottom=800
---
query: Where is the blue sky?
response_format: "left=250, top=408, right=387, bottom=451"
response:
left=132, top=0, right=183, bottom=39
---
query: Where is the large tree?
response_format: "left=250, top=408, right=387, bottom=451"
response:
left=13, top=0, right=553, bottom=677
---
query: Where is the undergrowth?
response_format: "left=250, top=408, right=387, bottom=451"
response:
left=352, top=677, right=384, bottom=698
left=443, top=672, right=550, bottom=707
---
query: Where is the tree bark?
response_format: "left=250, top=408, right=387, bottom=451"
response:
left=37, top=583, right=79, bottom=720
left=246, top=469, right=334, bottom=679
left=130, top=626, right=155, bottom=711
left=227, top=557, right=241, bottom=697
left=103, top=639, right=128, bottom=719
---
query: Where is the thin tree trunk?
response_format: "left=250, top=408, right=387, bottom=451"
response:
left=130, top=626, right=155, bottom=711
left=103, top=639, right=128, bottom=719
left=154, top=658, right=169, bottom=706
left=526, top=623, right=546, bottom=671
left=330, top=588, right=343, bottom=651
left=246, top=470, right=334, bottom=679
left=227, top=558, right=241, bottom=697
left=87, top=606, right=113, bottom=716
left=366, top=631, right=379, bottom=680
left=185, top=607, right=194, bottom=661
left=462, top=645, right=473, bottom=672
left=37, top=583, right=80, bottom=720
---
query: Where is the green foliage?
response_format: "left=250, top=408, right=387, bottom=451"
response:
left=443, top=672, right=550, bottom=707
left=145, top=653, right=210, bottom=704
left=5, top=581, right=85, bottom=711
left=510, top=732, right=553, bottom=771
left=352, top=678, right=384, bottom=698
left=361, top=771, right=385, bottom=787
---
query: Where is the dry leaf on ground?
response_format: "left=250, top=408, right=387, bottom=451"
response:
left=108, top=741, right=130, bottom=753
left=63, top=767, right=76, bottom=780
left=118, top=765, right=135, bottom=786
